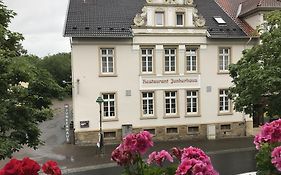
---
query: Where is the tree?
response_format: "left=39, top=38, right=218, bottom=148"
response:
left=0, top=1, right=63, bottom=159
left=39, top=53, right=72, bottom=95
left=229, top=11, right=281, bottom=120
left=40, top=53, right=71, bottom=87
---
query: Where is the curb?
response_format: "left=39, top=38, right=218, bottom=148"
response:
left=61, top=146, right=256, bottom=174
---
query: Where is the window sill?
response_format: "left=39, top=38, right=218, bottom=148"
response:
left=185, top=72, right=200, bottom=74
left=163, top=115, right=180, bottom=119
left=102, top=117, right=118, bottom=122
left=163, top=72, right=178, bottom=75
left=140, top=116, right=157, bottom=120
left=140, top=73, right=156, bottom=76
left=218, top=112, right=233, bottom=116
left=217, top=71, right=229, bottom=74
left=99, top=74, right=118, bottom=77
left=185, top=114, right=201, bottom=118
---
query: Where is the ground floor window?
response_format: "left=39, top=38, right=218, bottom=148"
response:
left=166, top=127, right=178, bottom=134
left=165, top=91, right=177, bottom=115
left=186, top=90, right=199, bottom=115
left=102, top=93, right=116, bottom=117
left=142, top=92, right=154, bottom=117
left=219, top=89, right=230, bottom=113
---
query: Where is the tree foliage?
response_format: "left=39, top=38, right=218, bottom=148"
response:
left=39, top=53, right=71, bottom=87
left=0, top=1, right=63, bottom=159
left=39, top=53, right=72, bottom=96
left=229, top=10, right=281, bottom=117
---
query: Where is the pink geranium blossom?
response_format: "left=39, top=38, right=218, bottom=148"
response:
left=254, top=119, right=281, bottom=149
left=147, top=150, right=173, bottom=166
left=271, top=146, right=281, bottom=172
left=175, top=147, right=218, bottom=175
left=171, top=147, right=183, bottom=160
left=111, top=131, right=154, bottom=166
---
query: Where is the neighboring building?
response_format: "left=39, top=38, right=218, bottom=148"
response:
left=64, top=0, right=279, bottom=144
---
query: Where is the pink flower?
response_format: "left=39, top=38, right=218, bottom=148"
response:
left=271, top=146, right=281, bottom=172
left=175, top=147, right=218, bottom=175
left=111, top=144, right=134, bottom=166
left=147, top=150, right=173, bottom=166
left=253, top=119, right=281, bottom=149
left=171, top=147, right=183, bottom=160
left=42, top=160, right=61, bottom=175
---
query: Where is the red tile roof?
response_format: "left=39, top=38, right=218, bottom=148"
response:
left=240, top=0, right=281, bottom=16
left=215, top=0, right=257, bottom=37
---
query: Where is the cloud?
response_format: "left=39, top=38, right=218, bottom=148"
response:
left=3, top=0, right=71, bottom=57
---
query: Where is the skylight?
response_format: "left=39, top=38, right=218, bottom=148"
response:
left=214, top=16, right=226, bottom=24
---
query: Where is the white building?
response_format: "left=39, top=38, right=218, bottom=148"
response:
left=64, top=0, right=280, bottom=144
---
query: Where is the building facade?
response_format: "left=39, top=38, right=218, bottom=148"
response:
left=64, top=0, right=279, bottom=144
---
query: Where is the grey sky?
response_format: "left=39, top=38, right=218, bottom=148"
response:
left=4, top=0, right=71, bottom=57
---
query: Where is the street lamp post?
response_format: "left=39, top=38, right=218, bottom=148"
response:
left=96, top=96, right=104, bottom=154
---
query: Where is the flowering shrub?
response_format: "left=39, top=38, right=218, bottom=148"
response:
left=254, top=119, right=281, bottom=175
left=0, top=158, right=61, bottom=175
left=175, top=147, right=218, bottom=175
left=111, top=131, right=218, bottom=175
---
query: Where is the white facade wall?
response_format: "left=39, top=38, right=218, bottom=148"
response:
left=71, top=38, right=253, bottom=133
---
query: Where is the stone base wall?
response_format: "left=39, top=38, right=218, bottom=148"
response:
left=74, top=122, right=246, bottom=145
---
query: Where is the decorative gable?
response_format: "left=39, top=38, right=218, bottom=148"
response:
left=133, top=0, right=205, bottom=28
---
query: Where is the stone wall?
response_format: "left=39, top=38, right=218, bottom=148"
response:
left=74, top=122, right=246, bottom=145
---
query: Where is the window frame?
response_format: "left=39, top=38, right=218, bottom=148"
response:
left=164, top=47, right=177, bottom=74
left=104, top=131, right=117, bottom=139
left=101, top=92, right=118, bottom=121
left=186, top=90, right=200, bottom=116
left=99, top=48, right=117, bottom=76
left=176, top=12, right=184, bottom=26
left=155, top=11, right=164, bottom=26
left=187, top=126, right=200, bottom=134
left=186, top=47, right=199, bottom=73
left=218, top=89, right=232, bottom=115
left=218, top=47, right=231, bottom=73
left=166, top=127, right=179, bottom=134
left=140, top=47, right=154, bottom=74
left=141, top=91, right=156, bottom=118
left=164, top=91, right=178, bottom=117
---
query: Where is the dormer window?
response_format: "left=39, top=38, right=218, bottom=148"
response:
left=155, top=12, right=164, bottom=26
left=176, top=13, right=184, bottom=26
left=214, top=16, right=226, bottom=24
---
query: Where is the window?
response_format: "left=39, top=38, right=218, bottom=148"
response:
left=214, top=16, right=226, bottom=24
left=186, top=48, right=197, bottom=72
left=219, top=48, right=230, bottom=72
left=100, top=48, right=114, bottom=74
left=164, top=48, right=176, bottom=73
left=102, top=93, right=116, bottom=117
left=220, top=124, right=231, bottom=130
left=155, top=12, right=164, bottom=26
left=104, top=131, right=116, bottom=139
left=142, top=92, right=154, bottom=116
left=219, top=89, right=230, bottom=113
left=186, top=90, right=198, bottom=114
left=166, top=127, right=178, bottom=134
left=165, top=91, right=177, bottom=115
left=176, top=13, right=184, bottom=26
left=188, top=126, right=199, bottom=133
left=141, top=48, right=153, bottom=73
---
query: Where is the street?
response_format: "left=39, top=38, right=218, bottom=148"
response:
left=67, top=149, right=257, bottom=175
